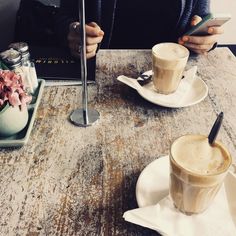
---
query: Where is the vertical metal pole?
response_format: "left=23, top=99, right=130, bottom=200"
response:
left=78, top=0, right=89, bottom=125
left=70, top=0, right=100, bottom=127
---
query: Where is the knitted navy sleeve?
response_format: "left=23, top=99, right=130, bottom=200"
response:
left=55, top=0, right=100, bottom=46
left=192, top=0, right=210, bottom=18
left=177, top=0, right=210, bottom=36
left=54, top=0, right=78, bottom=46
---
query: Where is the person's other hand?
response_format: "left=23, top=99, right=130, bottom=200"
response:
left=68, top=21, right=104, bottom=59
left=178, top=15, right=224, bottom=55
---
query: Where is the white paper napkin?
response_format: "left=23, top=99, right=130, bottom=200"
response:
left=123, top=171, right=236, bottom=236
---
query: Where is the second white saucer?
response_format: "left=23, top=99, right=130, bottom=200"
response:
left=136, top=156, right=169, bottom=208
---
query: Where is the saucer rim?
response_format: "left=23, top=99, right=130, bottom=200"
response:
left=135, top=155, right=169, bottom=208
left=137, top=70, right=208, bottom=108
left=135, top=156, right=236, bottom=235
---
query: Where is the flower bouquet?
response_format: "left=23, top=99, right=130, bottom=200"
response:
left=0, top=70, right=32, bottom=137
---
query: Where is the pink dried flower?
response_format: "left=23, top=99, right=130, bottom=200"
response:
left=0, top=70, right=32, bottom=111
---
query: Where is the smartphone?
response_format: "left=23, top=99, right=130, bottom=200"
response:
left=184, top=13, right=231, bottom=36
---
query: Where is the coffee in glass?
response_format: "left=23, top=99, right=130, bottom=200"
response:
left=152, top=43, right=189, bottom=94
left=169, top=134, right=232, bottom=215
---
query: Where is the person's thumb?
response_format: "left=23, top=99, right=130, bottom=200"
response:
left=191, top=15, right=202, bottom=26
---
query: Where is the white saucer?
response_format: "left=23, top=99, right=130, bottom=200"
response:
left=132, top=156, right=236, bottom=236
left=138, top=70, right=208, bottom=108
left=136, top=156, right=169, bottom=208
left=135, top=156, right=236, bottom=208
left=117, top=68, right=208, bottom=108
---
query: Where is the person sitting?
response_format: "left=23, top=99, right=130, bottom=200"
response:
left=55, top=0, right=224, bottom=59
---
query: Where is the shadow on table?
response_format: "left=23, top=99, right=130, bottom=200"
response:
left=74, top=170, right=160, bottom=235
left=119, top=171, right=161, bottom=236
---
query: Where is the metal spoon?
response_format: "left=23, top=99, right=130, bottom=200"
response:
left=208, top=112, right=224, bottom=145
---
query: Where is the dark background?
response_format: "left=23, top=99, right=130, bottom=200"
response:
left=0, top=0, right=235, bottom=80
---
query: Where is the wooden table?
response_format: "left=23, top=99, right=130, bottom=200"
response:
left=0, top=48, right=236, bottom=236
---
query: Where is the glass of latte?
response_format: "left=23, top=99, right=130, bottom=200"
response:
left=152, top=43, right=189, bottom=94
left=169, top=134, right=232, bottom=215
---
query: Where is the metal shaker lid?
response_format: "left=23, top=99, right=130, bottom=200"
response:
left=8, top=42, right=29, bottom=54
left=0, top=48, right=21, bottom=65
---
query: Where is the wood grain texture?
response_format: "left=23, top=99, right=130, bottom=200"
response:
left=0, top=48, right=236, bottom=236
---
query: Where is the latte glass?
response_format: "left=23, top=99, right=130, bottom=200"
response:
left=169, top=134, right=232, bottom=215
left=152, top=43, right=189, bottom=94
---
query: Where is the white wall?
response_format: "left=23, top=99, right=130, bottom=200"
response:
left=211, top=0, right=236, bottom=44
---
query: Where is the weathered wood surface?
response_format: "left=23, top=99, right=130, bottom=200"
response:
left=0, top=48, right=236, bottom=236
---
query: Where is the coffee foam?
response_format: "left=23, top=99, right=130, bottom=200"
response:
left=152, top=43, right=188, bottom=61
left=172, top=135, right=229, bottom=175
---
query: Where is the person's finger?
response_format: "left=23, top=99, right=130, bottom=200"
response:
left=71, top=49, right=96, bottom=59
left=192, top=49, right=208, bottom=55
left=182, top=35, right=218, bottom=45
left=86, top=50, right=96, bottom=59
left=69, top=22, right=80, bottom=33
left=74, top=43, right=81, bottom=52
left=191, top=15, right=202, bottom=26
left=69, top=44, right=80, bottom=55
left=178, top=38, right=184, bottom=45
left=86, top=23, right=104, bottom=37
left=88, top=22, right=100, bottom=29
left=87, top=22, right=105, bottom=36
left=183, top=43, right=208, bottom=55
left=68, top=35, right=80, bottom=54
left=208, top=26, right=224, bottom=35
left=70, top=45, right=96, bottom=59
left=86, top=35, right=103, bottom=45
left=70, top=48, right=80, bottom=59
left=184, top=42, right=212, bottom=51
left=191, top=48, right=208, bottom=55
left=69, top=21, right=104, bottom=37
left=86, top=44, right=97, bottom=53
left=67, top=34, right=80, bottom=45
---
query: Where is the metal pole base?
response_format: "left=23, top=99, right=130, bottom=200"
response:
left=70, top=109, right=100, bottom=127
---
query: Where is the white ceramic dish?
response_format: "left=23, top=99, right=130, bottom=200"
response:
left=133, top=156, right=236, bottom=236
left=117, top=68, right=208, bottom=108
left=136, top=156, right=169, bottom=208
left=135, top=155, right=236, bottom=208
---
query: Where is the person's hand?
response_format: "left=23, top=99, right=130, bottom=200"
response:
left=68, top=21, right=104, bottom=59
left=178, top=15, right=224, bottom=55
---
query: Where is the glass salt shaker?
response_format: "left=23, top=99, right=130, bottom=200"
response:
left=9, top=42, right=38, bottom=93
left=0, top=48, right=34, bottom=93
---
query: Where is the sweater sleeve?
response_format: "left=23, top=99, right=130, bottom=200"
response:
left=54, top=0, right=79, bottom=46
left=192, top=0, right=210, bottom=18
left=54, top=0, right=98, bottom=47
